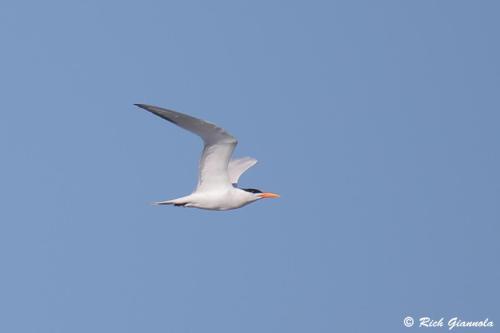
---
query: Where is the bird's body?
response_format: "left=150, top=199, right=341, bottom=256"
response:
left=162, top=188, right=257, bottom=211
left=135, top=104, right=279, bottom=211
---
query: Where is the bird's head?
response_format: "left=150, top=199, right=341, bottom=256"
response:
left=242, top=188, right=280, bottom=201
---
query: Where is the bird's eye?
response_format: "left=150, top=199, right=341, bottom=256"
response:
left=243, top=188, right=262, bottom=194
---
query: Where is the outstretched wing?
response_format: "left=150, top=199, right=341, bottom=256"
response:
left=135, top=104, right=237, bottom=191
left=228, top=157, right=257, bottom=185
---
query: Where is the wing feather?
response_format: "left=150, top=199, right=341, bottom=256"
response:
left=135, top=104, right=237, bottom=191
left=228, top=157, right=257, bottom=185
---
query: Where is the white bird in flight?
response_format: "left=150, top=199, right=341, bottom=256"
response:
left=135, top=104, right=280, bottom=211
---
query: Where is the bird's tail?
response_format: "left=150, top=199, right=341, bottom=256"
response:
left=152, top=200, right=175, bottom=205
left=152, top=195, right=192, bottom=206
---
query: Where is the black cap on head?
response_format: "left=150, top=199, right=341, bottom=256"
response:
left=242, top=188, right=262, bottom=194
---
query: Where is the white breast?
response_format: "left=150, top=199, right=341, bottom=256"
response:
left=187, top=188, right=256, bottom=211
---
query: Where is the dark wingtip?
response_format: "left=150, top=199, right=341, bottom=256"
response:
left=134, top=104, right=179, bottom=125
left=135, top=104, right=154, bottom=112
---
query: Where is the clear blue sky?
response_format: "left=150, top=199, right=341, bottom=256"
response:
left=0, top=1, right=499, bottom=332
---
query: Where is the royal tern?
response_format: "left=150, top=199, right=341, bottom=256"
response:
left=135, top=104, right=280, bottom=211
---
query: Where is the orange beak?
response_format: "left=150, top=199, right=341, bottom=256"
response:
left=257, top=192, right=280, bottom=199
